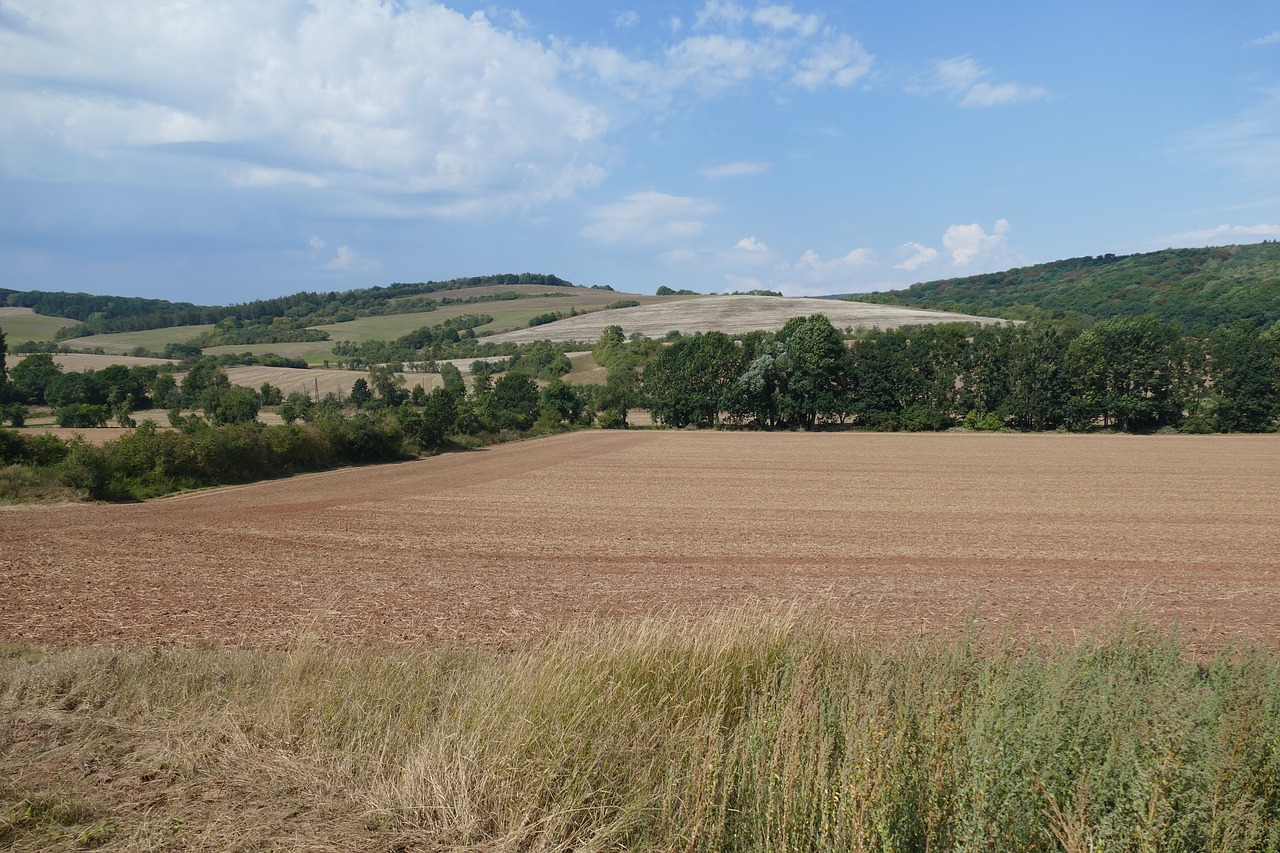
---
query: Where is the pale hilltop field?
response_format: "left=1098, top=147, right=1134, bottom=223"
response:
left=486, top=295, right=1003, bottom=344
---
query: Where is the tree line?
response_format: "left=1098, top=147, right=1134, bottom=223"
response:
left=638, top=314, right=1280, bottom=434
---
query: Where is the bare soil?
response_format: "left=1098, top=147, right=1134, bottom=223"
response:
left=2, top=431, right=1277, bottom=652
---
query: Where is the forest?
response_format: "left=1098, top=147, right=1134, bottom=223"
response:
left=859, top=242, right=1280, bottom=330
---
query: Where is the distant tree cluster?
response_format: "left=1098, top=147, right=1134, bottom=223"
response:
left=640, top=314, right=1280, bottom=434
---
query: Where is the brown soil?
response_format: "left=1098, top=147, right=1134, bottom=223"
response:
left=2, top=431, right=1277, bottom=652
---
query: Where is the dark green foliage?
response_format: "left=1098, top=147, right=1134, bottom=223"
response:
left=639, top=312, right=1280, bottom=434
left=279, top=391, right=314, bottom=425
left=28, top=415, right=410, bottom=500
left=643, top=332, right=743, bottom=428
left=774, top=314, right=855, bottom=428
left=204, top=385, right=261, bottom=425
left=484, top=371, right=541, bottom=431
left=349, top=378, right=372, bottom=408
left=440, top=362, right=466, bottom=398
left=655, top=285, right=701, bottom=295
left=190, top=317, right=330, bottom=347
left=9, top=353, right=61, bottom=404
left=1206, top=321, right=1280, bottom=432
left=860, top=242, right=1280, bottom=330
left=539, top=378, right=589, bottom=426
left=258, top=382, right=284, bottom=407
left=54, top=404, right=110, bottom=428
left=508, top=340, right=573, bottom=380
left=1065, top=316, right=1191, bottom=432
left=180, top=359, right=230, bottom=407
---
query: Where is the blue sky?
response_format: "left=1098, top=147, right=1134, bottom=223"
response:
left=2, top=1, right=1278, bottom=304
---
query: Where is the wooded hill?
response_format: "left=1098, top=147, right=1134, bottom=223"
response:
left=0, top=273, right=578, bottom=339
left=856, top=242, right=1280, bottom=330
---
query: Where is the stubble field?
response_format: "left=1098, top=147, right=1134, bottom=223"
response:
left=3, top=430, right=1277, bottom=653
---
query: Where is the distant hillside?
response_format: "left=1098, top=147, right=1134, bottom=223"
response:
left=485, top=296, right=1002, bottom=344
left=0, top=273, right=578, bottom=339
left=857, top=243, right=1280, bottom=330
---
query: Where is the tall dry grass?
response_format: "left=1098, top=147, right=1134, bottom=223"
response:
left=2, top=614, right=1278, bottom=851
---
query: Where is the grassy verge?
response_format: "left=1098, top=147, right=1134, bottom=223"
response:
left=2, top=614, right=1278, bottom=851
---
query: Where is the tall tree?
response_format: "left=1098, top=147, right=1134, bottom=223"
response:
left=773, top=314, right=854, bottom=429
left=1206, top=321, right=1280, bottom=432
left=1065, top=316, right=1189, bottom=431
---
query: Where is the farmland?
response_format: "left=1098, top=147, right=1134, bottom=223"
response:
left=4, top=430, right=1276, bottom=652
left=4, top=429, right=1280, bottom=850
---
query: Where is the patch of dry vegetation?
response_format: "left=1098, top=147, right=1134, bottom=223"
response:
left=2, top=613, right=1278, bottom=851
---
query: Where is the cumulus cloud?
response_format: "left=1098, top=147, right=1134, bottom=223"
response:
left=943, top=219, right=1010, bottom=265
left=568, top=1, right=872, bottom=100
left=615, top=10, right=639, bottom=29
left=0, top=1, right=608, bottom=216
left=701, top=160, right=771, bottom=178
left=1249, top=31, right=1280, bottom=46
left=736, top=236, right=768, bottom=251
left=581, top=191, right=721, bottom=245
left=324, top=245, right=377, bottom=272
left=894, top=241, right=939, bottom=271
left=918, top=55, right=1047, bottom=108
left=796, top=247, right=875, bottom=271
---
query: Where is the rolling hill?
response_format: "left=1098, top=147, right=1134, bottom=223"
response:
left=855, top=242, right=1280, bottom=329
left=485, top=295, right=1001, bottom=344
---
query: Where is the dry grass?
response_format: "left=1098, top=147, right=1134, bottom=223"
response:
left=485, top=295, right=1003, bottom=344
left=2, top=613, right=1278, bottom=851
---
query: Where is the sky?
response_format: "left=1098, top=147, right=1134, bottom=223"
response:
left=2, top=1, right=1279, bottom=305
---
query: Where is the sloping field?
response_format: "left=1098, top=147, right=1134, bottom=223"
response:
left=3, top=432, right=1276, bottom=653
left=221, top=365, right=443, bottom=397
left=52, top=353, right=174, bottom=370
left=68, top=324, right=214, bottom=354
left=0, top=306, right=78, bottom=342
left=487, top=295, right=1003, bottom=343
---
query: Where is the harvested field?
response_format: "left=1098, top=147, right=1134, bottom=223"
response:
left=52, top=353, right=174, bottom=370
left=486, top=295, right=1003, bottom=343
left=2, top=431, right=1277, bottom=652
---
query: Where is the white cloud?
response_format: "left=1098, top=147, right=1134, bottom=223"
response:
left=581, top=191, right=720, bottom=245
left=894, top=242, right=939, bottom=271
left=795, top=247, right=875, bottom=271
left=701, top=160, right=771, bottom=178
left=324, top=245, right=376, bottom=272
left=568, top=2, right=873, bottom=100
left=752, top=5, right=819, bottom=37
left=0, top=1, right=609, bottom=216
left=918, top=55, right=1047, bottom=108
left=1249, top=31, right=1280, bottom=46
left=736, top=236, right=768, bottom=251
left=615, top=10, right=639, bottom=29
left=943, top=219, right=1010, bottom=265
left=1160, top=223, right=1280, bottom=244
left=792, top=34, right=873, bottom=90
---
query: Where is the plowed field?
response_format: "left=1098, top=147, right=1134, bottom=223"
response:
left=3, top=431, right=1277, bottom=651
